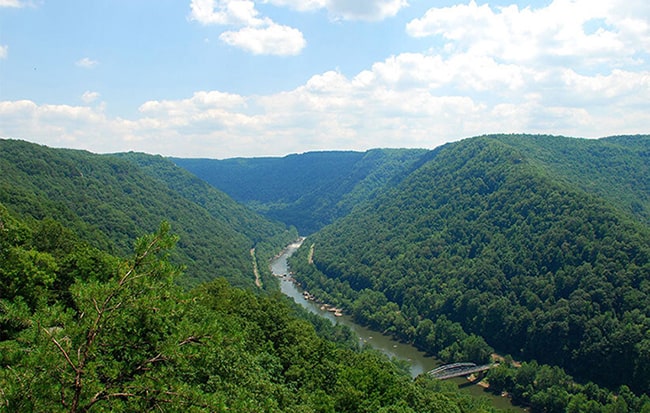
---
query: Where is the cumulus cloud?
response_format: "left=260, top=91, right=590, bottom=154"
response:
left=75, top=57, right=99, bottom=68
left=406, top=0, right=649, bottom=68
left=81, top=91, right=100, bottom=104
left=139, top=90, right=247, bottom=115
left=3, top=1, right=648, bottom=157
left=219, top=23, right=305, bottom=55
left=325, top=0, right=408, bottom=21
left=0, top=0, right=24, bottom=7
left=188, top=0, right=409, bottom=54
left=190, top=0, right=263, bottom=26
left=267, top=0, right=408, bottom=21
left=0, top=45, right=7, bottom=59
left=3, top=43, right=648, bottom=158
left=0, top=100, right=118, bottom=150
left=189, top=0, right=306, bottom=55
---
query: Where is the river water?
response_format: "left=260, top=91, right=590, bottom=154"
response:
left=271, top=240, right=524, bottom=412
left=271, top=240, right=438, bottom=377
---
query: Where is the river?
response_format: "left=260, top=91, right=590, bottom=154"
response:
left=271, top=239, right=525, bottom=412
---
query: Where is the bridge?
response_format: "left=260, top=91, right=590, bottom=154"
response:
left=427, top=362, right=496, bottom=380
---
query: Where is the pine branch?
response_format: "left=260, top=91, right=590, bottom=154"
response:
left=43, top=328, right=77, bottom=372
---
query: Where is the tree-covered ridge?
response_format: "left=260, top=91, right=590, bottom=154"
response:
left=172, top=148, right=429, bottom=234
left=0, top=139, right=292, bottom=288
left=1, top=213, right=507, bottom=412
left=114, top=151, right=299, bottom=287
left=488, top=134, right=650, bottom=224
left=115, top=152, right=294, bottom=245
left=289, top=136, right=650, bottom=396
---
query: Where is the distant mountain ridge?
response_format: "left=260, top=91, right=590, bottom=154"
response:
left=115, top=152, right=293, bottom=245
left=284, top=134, right=650, bottom=392
left=0, top=139, right=295, bottom=288
left=172, top=148, right=430, bottom=234
left=172, top=135, right=649, bottom=234
left=490, top=134, right=650, bottom=224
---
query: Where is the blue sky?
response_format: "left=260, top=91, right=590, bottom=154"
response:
left=1, top=0, right=648, bottom=158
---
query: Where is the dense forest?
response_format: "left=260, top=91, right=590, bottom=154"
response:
left=284, top=135, right=650, bottom=410
left=172, top=148, right=430, bottom=234
left=0, top=205, right=505, bottom=412
left=489, top=135, right=650, bottom=224
left=115, top=151, right=299, bottom=285
left=0, top=140, right=296, bottom=288
left=3, top=134, right=650, bottom=412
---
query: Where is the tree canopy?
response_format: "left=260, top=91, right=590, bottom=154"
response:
left=173, top=148, right=430, bottom=234
left=289, top=136, right=650, bottom=398
left=0, top=139, right=296, bottom=288
left=1, top=213, right=504, bottom=412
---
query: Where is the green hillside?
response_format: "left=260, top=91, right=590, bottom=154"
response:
left=172, top=148, right=429, bottom=234
left=3, top=135, right=649, bottom=411
left=490, top=134, right=650, bottom=224
left=289, top=136, right=650, bottom=396
left=115, top=152, right=299, bottom=282
left=116, top=152, right=293, bottom=245
left=0, top=212, right=505, bottom=412
left=0, top=139, right=293, bottom=288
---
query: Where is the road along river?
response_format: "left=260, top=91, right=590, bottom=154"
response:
left=271, top=240, right=525, bottom=412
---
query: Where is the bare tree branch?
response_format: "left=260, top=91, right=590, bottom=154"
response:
left=43, top=328, right=77, bottom=372
left=45, top=228, right=170, bottom=413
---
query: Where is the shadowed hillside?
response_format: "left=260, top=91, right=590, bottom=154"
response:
left=172, top=148, right=430, bottom=234
left=288, top=135, right=650, bottom=395
left=0, top=139, right=295, bottom=288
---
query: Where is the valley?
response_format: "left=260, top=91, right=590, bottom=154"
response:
left=1, top=133, right=649, bottom=412
left=271, top=240, right=527, bottom=412
left=178, top=133, right=650, bottom=412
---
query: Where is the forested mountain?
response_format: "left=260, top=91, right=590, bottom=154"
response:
left=3, top=135, right=650, bottom=412
left=0, top=139, right=506, bottom=410
left=0, top=213, right=504, bottom=412
left=288, top=135, right=650, bottom=399
left=116, top=152, right=294, bottom=245
left=491, top=134, right=650, bottom=224
left=114, top=152, right=298, bottom=275
left=172, top=148, right=429, bottom=234
left=0, top=139, right=295, bottom=288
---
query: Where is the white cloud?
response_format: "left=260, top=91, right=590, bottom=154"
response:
left=324, top=0, right=408, bottom=21
left=267, top=0, right=408, bottom=21
left=75, top=57, right=99, bottom=68
left=189, top=0, right=409, bottom=54
left=0, top=100, right=117, bottom=150
left=189, top=0, right=306, bottom=55
left=0, top=45, right=7, bottom=59
left=189, top=0, right=263, bottom=26
left=5, top=0, right=650, bottom=158
left=406, top=0, right=649, bottom=68
left=219, top=22, right=305, bottom=55
left=81, top=91, right=100, bottom=104
left=3, top=45, right=648, bottom=158
left=139, top=90, right=247, bottom=115
left=263, top=0, right=327, bottom=12
left=0, top=0, right=24, bottom=7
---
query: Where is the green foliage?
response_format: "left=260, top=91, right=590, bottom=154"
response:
left=486, top=360, right=650, bottom=413
left=3, top=134, right=649, bottom=411
left=491, top=134, right=650, bottom=224
left=0, top=139, right=294, bottom=288
left=173, top=148, right=430, bottom=234
left=1, top=221, right=507, bottom=412
left=117, top=152, right=295, bottom=245
left=288, top=135, right=650, bottom=397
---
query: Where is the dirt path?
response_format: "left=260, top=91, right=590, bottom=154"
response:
left=308, top=243, right=315, bottom=265
left=250, top=248, right=262, bottom=288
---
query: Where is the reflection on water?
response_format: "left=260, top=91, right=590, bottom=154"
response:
left=271, top=240, right=524, bottom=411
left=271, top=240, right=439, bottom=377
